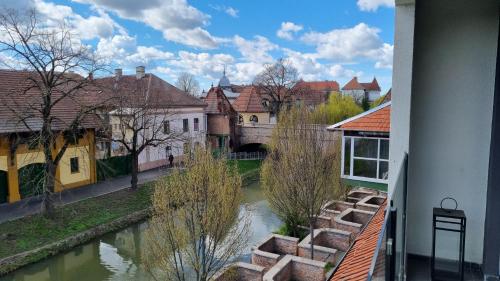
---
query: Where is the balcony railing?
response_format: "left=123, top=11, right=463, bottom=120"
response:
left=367, top=153, right=408, bottom=281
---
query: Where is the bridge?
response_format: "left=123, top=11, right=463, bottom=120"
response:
left=236, top=123, right=340, bottom=148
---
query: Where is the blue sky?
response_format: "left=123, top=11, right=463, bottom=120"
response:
left=4, top=0, right=395, bottom=93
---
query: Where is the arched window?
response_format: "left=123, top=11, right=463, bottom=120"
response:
left=250, top=115, right=259, bottom=123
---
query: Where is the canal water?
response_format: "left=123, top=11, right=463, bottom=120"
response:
left=1, top=181, right=281, bottom=281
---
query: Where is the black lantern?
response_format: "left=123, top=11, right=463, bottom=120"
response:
left=431, top=198, right=466, bottom=281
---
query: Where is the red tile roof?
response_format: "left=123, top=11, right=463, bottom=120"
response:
left=295, top=80, right=340, bottom=92
left=330, top=201, right=387, bottom=281
left=204, top=86, right=236, bottom=115
left=294, top=80, right=340, bottom=107
left=233, top=86, right=267, bottom=113
left=0, top=70, right=100, bottom=133
left=91, top=74, right=206, bottom=108
left=331, top=103, right=391, bottom=133
left=342, top=77, right=381, bottom=92
left=382, top=88, right=391, bottom=103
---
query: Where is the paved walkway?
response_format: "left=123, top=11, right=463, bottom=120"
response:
left=0, top=167, right=171, bottom=223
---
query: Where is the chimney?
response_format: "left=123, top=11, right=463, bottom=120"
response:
left=114, top=68, right=122, bottom=79
left=136, top=66, right=145, bottom=79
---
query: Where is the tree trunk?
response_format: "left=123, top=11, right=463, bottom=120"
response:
left=309, top=223, right=314, bottom=260
left=131, top=151, right=139, bottom=190
left=42, top=161, right=57, bottom=218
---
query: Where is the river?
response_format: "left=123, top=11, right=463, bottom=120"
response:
left=1, top=181, right=281, bottom=281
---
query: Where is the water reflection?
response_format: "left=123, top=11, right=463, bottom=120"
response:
left=1, top=181, right=281, bottom=281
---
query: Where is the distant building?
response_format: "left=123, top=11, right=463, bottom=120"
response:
left=92, top=67, right=207, bottom=171
left=204, top=86, right=238, bottom=153
left=204, top=69, right=253, bottom=104
left=294, top=80, right=340, bottom=108
left=341, top=77, right=381, bottom=103
left=233, top=86, right=274, bottom=125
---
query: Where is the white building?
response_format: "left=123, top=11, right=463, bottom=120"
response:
left=341, top=77, right=381, bottom=103
left=94, top=67, right=207, bottom=171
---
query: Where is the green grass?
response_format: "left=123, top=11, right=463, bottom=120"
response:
left=0, top=183, right=153, bottom=260
left=229, top=159, right=263, bottom=174
left=0, top=160, right=263, bottom=262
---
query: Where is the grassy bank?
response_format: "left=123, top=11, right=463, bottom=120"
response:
left=229, top=159, right=263, bottom=186
left=0, top=160, right=263, bottom=272
left=0, top=184, right=153, bottom=263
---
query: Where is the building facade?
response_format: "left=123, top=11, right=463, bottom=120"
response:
left=0, top=70, right=98, bottom=204
left=341, top=77, right=381, bottom=103
left=92, top=67, right=207, bottom=171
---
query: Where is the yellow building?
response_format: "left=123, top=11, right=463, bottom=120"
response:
left=0, top=70, right=98, bottom=204
left=0, top=130, right=97, bottom=204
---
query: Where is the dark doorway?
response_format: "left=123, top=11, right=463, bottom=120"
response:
left=0, top=170, right=7, bottom=204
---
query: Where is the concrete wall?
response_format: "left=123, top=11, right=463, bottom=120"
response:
left=405, top=0, right=498, bottom=263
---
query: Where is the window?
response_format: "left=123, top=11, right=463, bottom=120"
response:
left=183, top=119, right=189, bottom=132
left=163, top=121, right=170, bottom=134
left=194, top=118, right=199, bottom=131
left=249, top=115, right=259, bottom=123
left=70, top=157, right=79, bottom=174
left=342, top=136, right=389, bottom=183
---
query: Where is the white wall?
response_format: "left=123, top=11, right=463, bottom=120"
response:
left=404, top=0, right=498, bottom=264
left=138, top=109, right=206, bottom=168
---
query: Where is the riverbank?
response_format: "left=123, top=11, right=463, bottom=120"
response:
left=0, top=160, right=263, bottom=276
left=0, top=184, right=153, bottom=275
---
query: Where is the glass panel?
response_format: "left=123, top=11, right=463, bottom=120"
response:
left=379, top=161, right=389, bottom=180
left=344, top=137, right=351, bottom=176
left=353, top=159, right=377, bottom=178
left=380, top=139, right=389, bottom=160
left=354, top=138, right=378, bottom=158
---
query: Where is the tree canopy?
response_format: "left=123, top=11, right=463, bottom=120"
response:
left=311, top=93, right=363, bottom=124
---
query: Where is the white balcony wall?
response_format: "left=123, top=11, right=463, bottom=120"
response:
left=390, top=0, right=498, bottom=264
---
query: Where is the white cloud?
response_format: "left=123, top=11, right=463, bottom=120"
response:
left=233, top=35, right=278, bottom=63
left=277, top=22, right=303, bottom=40
left=357, top=0, right=395, bottom=12
left=209, top=5, right=239, bottom=18
left=169, top=51, right=234, bottom=81
left=225, top=7, right=239, bottom=18
left=74, top=0, right=220, bottom=48
left=96, top=34, right=173, bottom=68
left=283, top=49, right=361, bottom=81
left=372, top=43, right=393, bottom=69
left=301, top=23, right=392, bottom=69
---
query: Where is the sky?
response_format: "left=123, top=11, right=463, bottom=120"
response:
left=2, top=0, right=395, bottom=94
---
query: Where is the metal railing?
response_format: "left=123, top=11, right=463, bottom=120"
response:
left=226, top=151, right=267, bottom=160
left=367, top=153, right=408, bottom=281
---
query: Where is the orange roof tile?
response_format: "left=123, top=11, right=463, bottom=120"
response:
left=338, top=104, right=390, bottom=133
left=232, top=86, right=267, bottom=113
left=330, top=201, right=387, bottom=281
left=342, top=77, right=381, bottom=91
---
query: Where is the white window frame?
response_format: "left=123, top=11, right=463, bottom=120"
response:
left=341, top=134, right=389, bottom=184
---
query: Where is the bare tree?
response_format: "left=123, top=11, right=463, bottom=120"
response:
left=175, top=72, right=200, bottom=96
left=253, top=58, right=304, bottom=116
left=261, top=106, right=341, bottom=259
left=0, top=9, right=101, bottom=217
left=96, top=74, right=186, bottom=190
left=143, top=147, right=250, bottom=281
